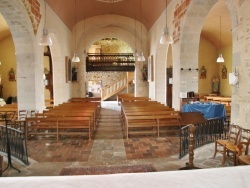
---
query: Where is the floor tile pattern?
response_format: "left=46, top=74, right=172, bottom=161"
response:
left=125, top=137, right=179, bottom=159
left=27, top=138, right=93, bottom=162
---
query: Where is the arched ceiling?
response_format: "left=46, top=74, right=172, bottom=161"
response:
left=0, top=0, right=231, bottom=48
left=201, top=0, right=232, bottom=48
left=0, top=14, right=11, bottom=42
left=45, top=0, right=165, bottom=31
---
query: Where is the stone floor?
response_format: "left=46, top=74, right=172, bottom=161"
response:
left=1, top=101, right=234, bottom=177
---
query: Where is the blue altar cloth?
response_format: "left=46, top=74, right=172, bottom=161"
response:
left=182, top=102, right=226, bottom=119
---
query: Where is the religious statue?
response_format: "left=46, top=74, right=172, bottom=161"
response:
left=222, top=65, right=227, bottom=79
left=199, top=65, right=206, bottom=79
left=212, top=76, right=220, bottom=93
left=142, top=64, right=148, bottom=81
left=72, top=66, right=77, bottom=81
left=9, top=68, right=15, bottom=81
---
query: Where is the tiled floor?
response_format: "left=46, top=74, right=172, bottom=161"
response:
left=1, top=101, right=234, bottom=177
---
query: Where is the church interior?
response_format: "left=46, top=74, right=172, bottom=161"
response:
left=0, top=0, right=250, bottom=187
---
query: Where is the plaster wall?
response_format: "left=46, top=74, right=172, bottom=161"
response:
left=0, top=37, right=17, bottom=100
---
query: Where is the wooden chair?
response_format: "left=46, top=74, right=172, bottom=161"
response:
left=13, top=110, right=28, bottom=130
left=18, top=110, right=28, bottom=120
left=30, top=110, right=38, bottom=117
left=236, top=142, right=250, bottom=165
left=222, top=128, right=250, bottom=165
left=213, top=124, right=241, bottom=161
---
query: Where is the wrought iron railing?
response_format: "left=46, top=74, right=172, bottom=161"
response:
left=179, top=118, right=228, bottom=159
left=0, top=125, right=29, bottom=165
left=86, top=53, right=135, bottom=72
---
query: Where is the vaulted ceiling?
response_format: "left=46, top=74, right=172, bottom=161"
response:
left=0, top=0, right=231, bottom=48
left=45, top=0, right=165, bottom=31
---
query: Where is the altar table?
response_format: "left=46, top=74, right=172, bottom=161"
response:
left=182, top=102, right=226, bottom=119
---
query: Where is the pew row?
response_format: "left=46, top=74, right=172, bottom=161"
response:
left=26, top=116, right=93, bottom=141
left=25, top=101, right=101, bottom=140
left=121, top=101, right=206, bottom=139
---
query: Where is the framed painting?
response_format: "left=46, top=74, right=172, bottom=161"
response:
left=148, top=55, right=154, bottom=82
left=72, top=65, right=78, bottom=82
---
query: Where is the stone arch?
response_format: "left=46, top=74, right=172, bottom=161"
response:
left=172, top=0, right=218, bottom=110
left=154, top=43, right=169, bottom=104
left=0, top=0, right=38, bottom=111
left=49, top=33, right=65, bottom=106
left=74, top=15, right=148, bottom=97
left=76, top=15, right=145, bottom=55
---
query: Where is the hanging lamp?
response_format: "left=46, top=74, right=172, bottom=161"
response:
left=216, top=16, right=224, bottom=63
left=137, top=0, right=145, bottom=62
left=38, top=1, right=52, bottom=46
left=72, top=0, right=80, bottom=62
left=160, top=0, right=173, bottom=44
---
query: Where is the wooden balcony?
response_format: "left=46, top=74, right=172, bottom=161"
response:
left=86, top=53, right=135, bottom=72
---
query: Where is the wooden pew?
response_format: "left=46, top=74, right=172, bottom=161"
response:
left=46, top=108, right=99, bottom=129
left=124, top=111, right=182, bottom=139
left=25, top=117, right=58, bottom=141
left=125, top=115, right=158, bottom=139
left=57, top=117, right=92, bottom=140
left=121, top=100, right=181, bottom=138
left=121, top=108, right=175, bottom=128
left=37, top=111, right=96, bottom=128
left=68, top=98, right=101, bottom=102
left=121, top=103, right=173, bottom=126
left=121, top=97, right=151, bottom=102
left=26, top=116, right=93, bottom=141
left=117, top=93, right=134, bottom=105
left=121, top=100, right=207, bottom=139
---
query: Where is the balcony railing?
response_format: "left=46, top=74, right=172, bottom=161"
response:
left=86, top=53, right=135, bottom=72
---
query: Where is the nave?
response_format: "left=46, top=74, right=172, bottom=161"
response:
left=2, top=101, right=232, bottom=177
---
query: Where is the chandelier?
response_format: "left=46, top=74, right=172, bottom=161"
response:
left=96, top=0, right=123, bottom=3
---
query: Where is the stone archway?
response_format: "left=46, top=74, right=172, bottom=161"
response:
left=0, top=0, right=38, bottom=111
left=171, top=0, right=218, bottom=110
left=49, top=33, right=65, bottom=106
left=75, top=15, right=148, bottom=98
left=154, top=43, right=169, bottom=104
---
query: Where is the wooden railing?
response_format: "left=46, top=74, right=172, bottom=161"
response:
left=101, top=76, right=133, bottom=101
left=86, top=53, right=135, bottom=72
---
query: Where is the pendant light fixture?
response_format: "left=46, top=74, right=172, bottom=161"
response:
left=38, top=1, right=52, bottom=46
left=160, top=0, right=173, bottom=44
left=72, top=0, right=80, bottom=62
left=216, top=16, right=224, bottom=63
left=137, top=0, right=145, bottom=62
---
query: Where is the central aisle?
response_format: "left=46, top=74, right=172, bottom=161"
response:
left=88, top=101, right=127, bottom=162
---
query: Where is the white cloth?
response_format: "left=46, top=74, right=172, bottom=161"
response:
left=0, top=166, right=250, bottom=188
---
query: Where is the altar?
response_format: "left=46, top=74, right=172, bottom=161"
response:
left=182, top=102, right=226, bottom=119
